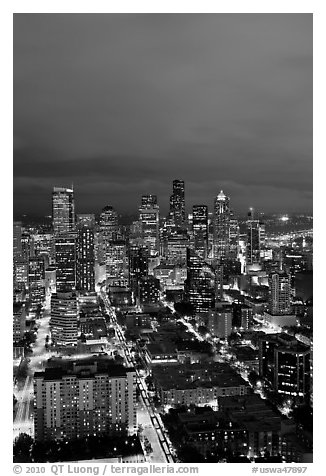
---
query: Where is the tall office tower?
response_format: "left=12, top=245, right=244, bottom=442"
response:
left=76, top=226, right=95, bottom=292
left=128, top=245, right=149, bottom=300
left=186, top=249, right=215, bottom=313
left=229, top=212, right=240, bottom=259
left=77, top=214, right=96, bottom=228
left=31, top=233, right=55, bottom=266
left=28, top=257, right=45, bottom=311
left=268, top=270, right=291, bottom=315
left=139, top=195, right=160, bottom=256
left=34, top=358, right=137, bottom=441
left=192, top=205, right=208, bottom=258
left=13, top=302, right=26, bottom=344
left=14, top=259, right=29, bottom=292
left=213, top=190, right=230, bottom=259
left=55, top=235, right=76, bottom=292
left=13, top=221, right=22, bottom=260
left=21, top=232, right=31, bottom=261
left=246, top=207, right=265, bottom=266
left=52, top=187, right=75, bottom=235
left=106, top=240, right=128, bottom=287
left=50, top=291, right=78, bottom=346
left=169, top=179, right=185, bottom=228
left=166, top=228, right=189, bottom=266
left=99, top=206, right=120, bottom=242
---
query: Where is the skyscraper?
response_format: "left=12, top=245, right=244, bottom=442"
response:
left=139, top=195, right=160, bottom=255
left=229, top=212, right=240, bottom=259
left=76, top=226, right=95, bottom=292
left=106, top=239, right=128, bottom=287
left=77, top=213, right=96, bottom=228
left=128, top=245, right=149, bottom=300
left=166, top=228, right=189, bottom=266
left=246, top=207, right=265, bottom=266
left=213, top=191, right=230, bottom=259
left=13, top=221, right=22, bottom=261
left=50, top=291, right=78, bottom=346
left=192, top=205, right=208, bottom=258
left=169, top=180, right=185, bottom=228
left=55, top=235, right=76, bottom=292
left=186, top=249, right=215, bottom=313
left=99, top=206, right=120, bottom=242
left=28, top=256, right=45, bottom=311
left=268, top=270, right=291, bottom=315
left=52, top=187, right=75, bottom=235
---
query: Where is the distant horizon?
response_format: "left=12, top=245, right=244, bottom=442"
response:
left=14, top=14, right=312, bottom=217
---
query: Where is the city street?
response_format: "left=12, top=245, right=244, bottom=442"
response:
left=13, top=310, right=54, bottom=440
left=100, top=290, right=174, bottom=463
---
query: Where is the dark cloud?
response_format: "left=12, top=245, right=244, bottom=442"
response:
left=13, top=13, right=312, bottom=216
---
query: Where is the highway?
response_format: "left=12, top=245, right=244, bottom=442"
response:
left=100, top=289, right=175, bottom=463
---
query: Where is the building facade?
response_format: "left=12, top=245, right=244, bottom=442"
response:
left=50, top=291, right=78, bottom=346
left=52, top=187, right=75, bottom=235
left=34, top=359, right=137, bottom=441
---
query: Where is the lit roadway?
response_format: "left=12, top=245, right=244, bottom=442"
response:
left=100, top=290, right=175, bottom=463
left=13, top=308, right=55, bottom=440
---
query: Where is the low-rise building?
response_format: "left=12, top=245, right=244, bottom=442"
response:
left=219, top=394, right=281, bottom=458
left=153, top=363, right=249, bottom=408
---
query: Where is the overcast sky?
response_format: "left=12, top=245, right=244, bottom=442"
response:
left=13, top=13, right=312, bottom=217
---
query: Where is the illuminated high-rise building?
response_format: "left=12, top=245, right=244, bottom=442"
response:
left=28, top=257, right=45, bottom=311
left=139, top=195, right=160, bottom=255
left=55, top=235, right=76, bottom=292
left=52, top=187, right=75, bottom=235
left=166, top=228, right=189, bottom=266
left=31, top=233, right=55, bottom=265
left=268, top=270, right=291, bottom=315
left=169, top=180, right=185, bottom=228
left=21, top=232, right=31, bottom=261
left=99, top=206, right=119, bottom=242
left=77, top=213, right=96, bottom=228
left=13, top=302, right=26, bottom=344
left=50, top=291, right=78, bottom=346
left=76, top=226, right=95, bottom=292
left=246, top=208, right=265, bottom=266
left=14, top=259, right=29, bottom=292
left=13, top=221, right=22, bottom=260
left=34, top=358, right=137, bottom=441
left=213, top=191, right=230, bottom=259
left=229, top=212, right=240, bottom=259
left=106, top=239, right=128, bottom=287
left=192, top=205, right=208, bottom=258
left=128, top=245, right=149, bottom=299
left=185, top=249, right=215, bottom=313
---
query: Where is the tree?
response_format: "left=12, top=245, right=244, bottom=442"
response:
left=13, top=433, right=33, bottom=463
left=198, top=325, right=209, bottom=336
left=248, top=371, right=260, bottom=387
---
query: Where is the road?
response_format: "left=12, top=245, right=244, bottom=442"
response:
left=13, top=310, right=54, bottom=440
left=100, top=290, right=175, bottom=463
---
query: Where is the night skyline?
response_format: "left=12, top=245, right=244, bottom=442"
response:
left=14, top=13, right=312, bottom=216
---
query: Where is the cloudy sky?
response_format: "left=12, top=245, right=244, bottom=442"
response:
left=13, top=13, right=312, bottom=217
